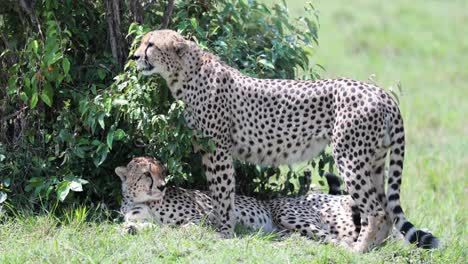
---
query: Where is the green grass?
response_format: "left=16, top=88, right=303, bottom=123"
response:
left=1, top=0, right=467, bottom=262
left=0, top=212, right=455, bottom=263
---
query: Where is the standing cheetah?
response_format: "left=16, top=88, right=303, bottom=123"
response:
left=131, top=30, right=440, bottom=252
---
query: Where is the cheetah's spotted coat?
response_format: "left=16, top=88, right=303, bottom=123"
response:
left=132, top=30, right=440, bottom=252
left=116, top=157, right=363, bottom=247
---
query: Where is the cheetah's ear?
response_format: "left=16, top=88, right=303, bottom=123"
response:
left=115, top=166, right=128, bottom=181
left=173, top=40, right=188, bottom=57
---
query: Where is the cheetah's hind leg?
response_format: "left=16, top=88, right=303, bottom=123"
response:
left=333, top=154, right=387, bottom=253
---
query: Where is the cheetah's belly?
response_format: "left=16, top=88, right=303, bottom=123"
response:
left=231, top=133, right=329, bottom=166
left=228, top=79, right=334, bottom=166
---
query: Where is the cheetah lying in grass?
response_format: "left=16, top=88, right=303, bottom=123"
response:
left=116, top=157, right=371, bottom=247
left=116, top=158, right=274, bottom=234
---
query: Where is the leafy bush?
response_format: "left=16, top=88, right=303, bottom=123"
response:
left=0, top=0, right=329, bottom=212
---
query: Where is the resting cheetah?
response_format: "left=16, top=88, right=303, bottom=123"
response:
left=132, top=30, right=440, bottom=252
left=116, top=157, right=370, bottom=247
left=115, top=157, right=275, bottom=234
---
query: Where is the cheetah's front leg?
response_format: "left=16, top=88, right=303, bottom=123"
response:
left=123, top=204, right=155, bottom=235
left=202, top=147, right=236, bottom=237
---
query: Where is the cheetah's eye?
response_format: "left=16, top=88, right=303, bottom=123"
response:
left=147, top=42, right=162, bottom=52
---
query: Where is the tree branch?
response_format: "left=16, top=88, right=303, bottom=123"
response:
left=129, top=0, right=144, bottom=24
left=18, top=0, right=44, bottom=41
left=0, top=32, right=12, bottom=51
left=105, top=0, right=126, bottom=68
left=161, top=0, right=175, bottom=29
left=0, top=107, right=28, bottom=123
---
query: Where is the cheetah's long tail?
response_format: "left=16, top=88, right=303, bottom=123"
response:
left=386, top=119, right=440, bottom=249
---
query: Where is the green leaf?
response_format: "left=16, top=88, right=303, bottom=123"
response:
left=0, top=191, right=6, bottom=204
left=30, top=91, right=39, bottom=109
left=90, top=84, right=97, bottom=95
left=104, top=97, right=112, bottom=112
left=41, top=83, right=54, bottom=107
left=93, top=145, right=109, bottom=167
left=190, top=18, right=198, bottom=30
left=114, top=129, right=126, bottom=141
left=258, top=59, right=275, bottom=69
left=74, top=147, right=85, bottom=159
left=97, top=68, right=106, bottom=80
left=3, top=178, right=11, bottom=187
left=24, top=76, right=31, bottom=90
left=20, top=92, right=28, bottom=103
left=29, top=40, right=39, bottom=54
left=112, top=99, right=128, bottom=106
left=46, top=185, right=54, bottom=200
left=97, top=112, right=105, bottom=129
left=99, top=148, right=109, bottom=166
left=46, top=53, right=62, bottom=67
left=69, top=178, right=87, bottom=192
left=56, top=181, right=71, bottom=202
left=58, top=129, right=71, bottom=142
left=69, top=181, right=83, bottom=192
left=7, top=76, right=17, bottom=96
left=45, top=133, right=52, bottom=143
left=62, top=58, right=70, bottom=76
left=106, top=131, right=114, bottom=149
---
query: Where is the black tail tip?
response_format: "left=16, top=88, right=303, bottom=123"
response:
left=417, top=232, right=441, bottom=249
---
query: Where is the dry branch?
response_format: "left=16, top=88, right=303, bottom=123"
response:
left=105, top=0, right=127, bottom=68
left=18, top=0, right=44, bottom=40
left=129, top=0, right=144, bottom=24
left=161, top=0, right=175, bottom=29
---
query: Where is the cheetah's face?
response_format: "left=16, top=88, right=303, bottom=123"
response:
left=115, top=157, right=167, bottom=203
left=132, top=30, right=188, bottom=78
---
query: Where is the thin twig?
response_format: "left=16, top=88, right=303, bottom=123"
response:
left=0, top=32, right=17, bottom=65
left=0, top=107, right=28, bottom=122
left=18, top=0, right=44, bottom=41
left=0, top=32, right=12, bottom=50
left=134, top=140, right=150, bottom=148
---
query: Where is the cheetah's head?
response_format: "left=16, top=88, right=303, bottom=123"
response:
left=132, top=30, right=189, bottom=79
left=115, top=157, right=167, bottom=204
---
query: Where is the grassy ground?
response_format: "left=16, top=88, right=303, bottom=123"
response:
left=1, top=0, right=467, bottom=263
